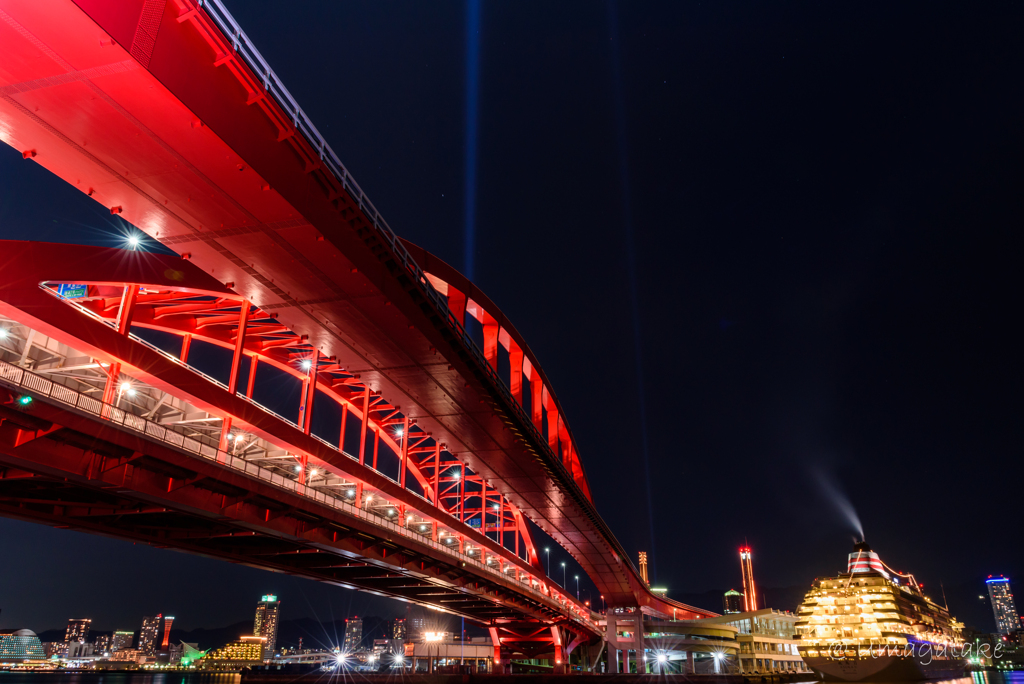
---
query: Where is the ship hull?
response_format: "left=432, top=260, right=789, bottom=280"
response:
left=804, top=655, right=965, bottom=682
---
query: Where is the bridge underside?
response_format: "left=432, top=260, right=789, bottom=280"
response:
left=0, top=388, right=573, bottom=635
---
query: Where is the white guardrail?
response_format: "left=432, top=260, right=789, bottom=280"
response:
left=0, top=357, right=595, bottom=628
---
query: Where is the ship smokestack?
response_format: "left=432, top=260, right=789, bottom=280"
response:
left=848, top=541, right=884, bottom=574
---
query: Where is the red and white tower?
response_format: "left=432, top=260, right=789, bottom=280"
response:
left=740, top=546, right=757, bottom=612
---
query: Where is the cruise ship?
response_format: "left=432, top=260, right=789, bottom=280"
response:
left=795, top=542, right=965, bottom=681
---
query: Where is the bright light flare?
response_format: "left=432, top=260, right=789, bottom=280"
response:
left=126, top=235, right=140, bottom=249
left=300, top=359, right=312, bottom=370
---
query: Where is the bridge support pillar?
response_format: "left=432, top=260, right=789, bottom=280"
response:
left=605, top=608, right=643, bottom=674
left=551, top=625, right=566, bottom=674
left=489, top=627, right=505, bottom=674
left=687, top=650, right=695, bottom=674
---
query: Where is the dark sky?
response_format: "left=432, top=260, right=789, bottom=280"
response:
left=1, top=1, right=1021, bottom=634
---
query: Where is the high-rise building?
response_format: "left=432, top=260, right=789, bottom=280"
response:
left=740, top=546, right=757, bottom=612
left=409, top=616, right=427, bottom=637
left=64, top=619, right=91, bottom=646
left=723, top=589, right=745, bottom=614
left=93, top=633, right=112, bottom=655
left=160, top=616, right=174, bottom=650
left=139, top=616, right=161, bottom=655
left=111, top=630, right=134, bottom=652
left=987, top=576, right=1021, bottom=636
left=392, top=618, right=407, bottom=641
left=253, top=595, right=281, bottom=656
left=343, top=617, right=363, bottom=652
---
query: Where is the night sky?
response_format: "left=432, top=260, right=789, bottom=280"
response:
left=1, top=1, right=1021, bottom=634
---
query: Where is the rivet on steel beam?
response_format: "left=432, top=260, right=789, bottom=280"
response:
left=21, top=150, right=36, bottom=159
left=316, top=235, right=324, bottom=242
left=181, top=253, right=192, bottom=260
left=224, top=282, right=234, bottom=289
left=110, top=206, right=122, bottom=214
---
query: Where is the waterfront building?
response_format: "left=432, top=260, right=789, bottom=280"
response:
left=67, top=641, right=94, bottom=658
left=65, top=618, right=91, bottom=646
left=111, top=630, right=134, bottom=651
left=42, top=642, right=64, bottom=657
left=723, top=589, right=744, bottom=614
left=343, top=617, right=363, bottom=652
left=139, top=615, right=161, bottom=655
left=253, top=594, right=281, bottom=656
left=0, top=629, right=46, bottom=663
left=702, top=609, right=806, bottom=674
left=110, top=648, right=143, bottom=663
left=408, top=636, right=495, bottom=674
left=987, top=576, right=1021, bottom=636
left=740, top=546, right=757, bottom=611
left=392, top=618, right=407, bottom=640
left=372, top=638, right=392, bottom=656
left=180, top=643, right=208, bottom=667
left=607, top=614, right=740, bottom=674
left=202, top=636, right=265, bottom=668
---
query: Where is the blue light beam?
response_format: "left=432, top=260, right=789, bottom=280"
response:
left=462, top=0, right=482, bottom=281
left=607, top=0, right=658, bottom=582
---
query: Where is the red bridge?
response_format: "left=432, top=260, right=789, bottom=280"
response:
left=0, top=0, right=714, bottom=670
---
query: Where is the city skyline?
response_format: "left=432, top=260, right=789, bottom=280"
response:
left=0, top=0, right=1022, bottom=657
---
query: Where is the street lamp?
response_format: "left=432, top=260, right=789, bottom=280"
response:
left=544, top=548, right=550, bottom=577
left=575, top=575, right=580, bottom=600
left=561, top=561, right=566, bottom=588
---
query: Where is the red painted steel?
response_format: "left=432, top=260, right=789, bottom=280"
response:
left=0, top=240, right=601, bottom=648
left=0, top=0, right=714, bottom=621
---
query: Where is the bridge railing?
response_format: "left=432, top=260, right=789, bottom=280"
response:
left=40, top=285, right=575, bottom=579
left=0, top=357, right=597, bottom=630
left=192, top=0, right=585, bottom=502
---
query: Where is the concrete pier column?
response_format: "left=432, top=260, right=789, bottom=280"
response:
left=687, top=650, right=695, bottom=674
